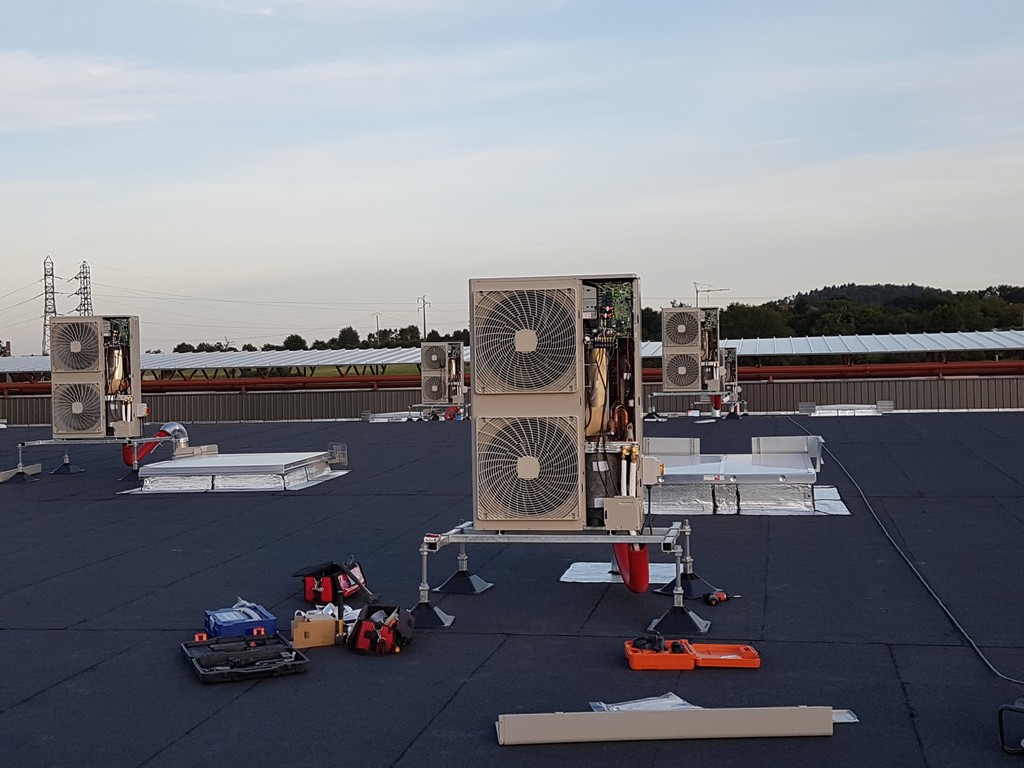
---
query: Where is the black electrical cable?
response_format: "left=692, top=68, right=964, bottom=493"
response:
left=787, top=416, right=1024, bottom=686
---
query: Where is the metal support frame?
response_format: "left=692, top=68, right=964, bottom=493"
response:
left=645, top=390, right=745, bottom=419
left=1, top=435, right=177, bottom=484
left=410, top=521, right=708, bottom=634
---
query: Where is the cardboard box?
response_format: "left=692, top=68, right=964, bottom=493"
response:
left=291, top=612, right=339, bottom=649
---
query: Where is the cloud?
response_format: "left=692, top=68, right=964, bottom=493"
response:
left=0, top=40, right=596, bottom=132
left=213, top=0, right=569, bottom=16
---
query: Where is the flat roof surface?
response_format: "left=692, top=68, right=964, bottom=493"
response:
left=1, top=413, right=1023, bottom=767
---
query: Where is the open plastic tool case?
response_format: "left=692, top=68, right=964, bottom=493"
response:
left=181, top=633, right=309, bottom=683
left=625, top=640, right=761, bottom=671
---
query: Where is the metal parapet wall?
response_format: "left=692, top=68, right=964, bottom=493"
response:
left=0, top=377, right=1021, bottom=425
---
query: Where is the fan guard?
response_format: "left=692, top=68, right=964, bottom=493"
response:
left=475, top=416, right=580, bottom=521
left=422, top=345, right=447, bottom=370
left=473, top=288, right=578, bottom=393
left=422, top=375, right=445, bottom=401
left=663, top=310, right=700, bottom=347
left=665, top=353, right=700, bottom=388
left=52, top=321, right=102, bottom=372
left=52, top=382, right=103, bottom=433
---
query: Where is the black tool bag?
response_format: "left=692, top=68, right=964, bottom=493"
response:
left=347, top=605, right=414, bottom=655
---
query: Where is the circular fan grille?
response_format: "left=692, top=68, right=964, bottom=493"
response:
left=422, top=345, right=447, bottom=370
left=52, top=382, right=103, bottom=433
left=663, top=311, right=699, bottom=346
left=52, top=321, right=101, bottom=371
left=665, top=353, right=700, bottom=388
left=473, top=289, right=578, bottom=393
left=422, top=375, right=444, bottom=401
left=476, top=416, right=580, bottom=521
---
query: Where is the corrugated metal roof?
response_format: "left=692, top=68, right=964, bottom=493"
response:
left=718, top=330, right=1024, bottom=357
left=2, top=330, right=1022, bottom=374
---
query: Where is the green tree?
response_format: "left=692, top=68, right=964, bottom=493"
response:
left=173, top=342, right=196, bottom=353
left=720, top=304, right=792, bottom=339
left=396, top=325, right=421, bottom=343
left=641, top=307, right=662, bottom=341
left=282, top=334, right=307, bottom=350
left=241, top=343, right=257, bottom=351
left=334, top=326, right=361, bottom=348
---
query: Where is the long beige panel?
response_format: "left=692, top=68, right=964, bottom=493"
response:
left=496, top=706, right=835, bottom=745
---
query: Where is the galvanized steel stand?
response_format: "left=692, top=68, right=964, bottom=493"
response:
left=412, top=539, right=456, bottom=628
left=432, top=541, right=494, bottom=595
left=0, top=444, right=42, bottom=484
left=50, top=446, right=84, bottom=475
left=410, top=521, right=694, bottom=634
left=654, top=518, right=719, bottom=599
left=647, top=533, right=711, bottom=635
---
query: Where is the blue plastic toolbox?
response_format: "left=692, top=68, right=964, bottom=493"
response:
left=204, top=600, right=278, bottom=638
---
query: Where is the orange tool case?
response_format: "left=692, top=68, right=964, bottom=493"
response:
left=625, top=638, right=760, bottom=670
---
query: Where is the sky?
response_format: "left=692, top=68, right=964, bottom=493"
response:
left=1, top=0, right=1023, bottom=354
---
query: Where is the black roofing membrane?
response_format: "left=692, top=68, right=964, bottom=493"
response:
left=1, top=412, right=1022, bottom=767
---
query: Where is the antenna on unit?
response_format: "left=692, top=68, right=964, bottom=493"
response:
left=42, top=255, right=58, bottom=355
left=73, top=261, right=94, bottom=316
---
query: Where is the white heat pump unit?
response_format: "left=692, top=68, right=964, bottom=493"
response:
left=470, top=275, right=644, bottom=531
left=50, top=316, right=143, bottom=440
left=420, top=341, right=465, bottom=405
left=661, top=306, right=721, bottom=392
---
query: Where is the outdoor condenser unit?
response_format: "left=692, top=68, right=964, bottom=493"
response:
left=49, top=316, right=143, bottom=440
left=661, top=306, right=721, bottom=392
left=420, top=341, right=465, bottom=405
left=469, top=275, right=644, bottom=532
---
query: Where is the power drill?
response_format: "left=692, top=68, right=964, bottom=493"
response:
left=703, top=591, right=739, bottom=606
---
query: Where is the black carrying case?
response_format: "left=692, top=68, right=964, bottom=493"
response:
left=181, top=632, right=309, bottom=683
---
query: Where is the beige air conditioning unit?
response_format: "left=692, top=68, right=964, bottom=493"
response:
left=469, top=275, right=645, bottom=533
left=49, top=316, right=143, bottom=440
left=470, top=278, right=585, bottom=531
left=661, top=307, right=721, bottom=392
left=661, top=307, right=702, bottom=392
left=421, top=341, right=465, bottom=405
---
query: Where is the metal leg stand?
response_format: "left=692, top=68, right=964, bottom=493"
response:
left=644, top=392, right=663, bottom=420
left=433, top=542, right=494, bottom=594
left=0, top=445, right=42, bottom=484
left=654, top=518, right=719, bottom=597
left=409, top=543, right=455, bottom=628
left=50, top=448, right=84, bottom=475
left=648, top=543, right=711, bottom=635
left=119, top=452, right=141, bottom=482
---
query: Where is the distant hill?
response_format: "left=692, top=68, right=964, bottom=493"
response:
left=791, top=283, right=1024, bottom=310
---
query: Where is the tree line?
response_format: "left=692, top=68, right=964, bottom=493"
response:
left=162, top=284, right=1022, bottom=354
left=168, top=326, right=470, bottom=353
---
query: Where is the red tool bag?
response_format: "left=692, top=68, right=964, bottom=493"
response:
left=291, top=559, right=373, bottom=605
left=347, top=605, right=414, bottom=655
